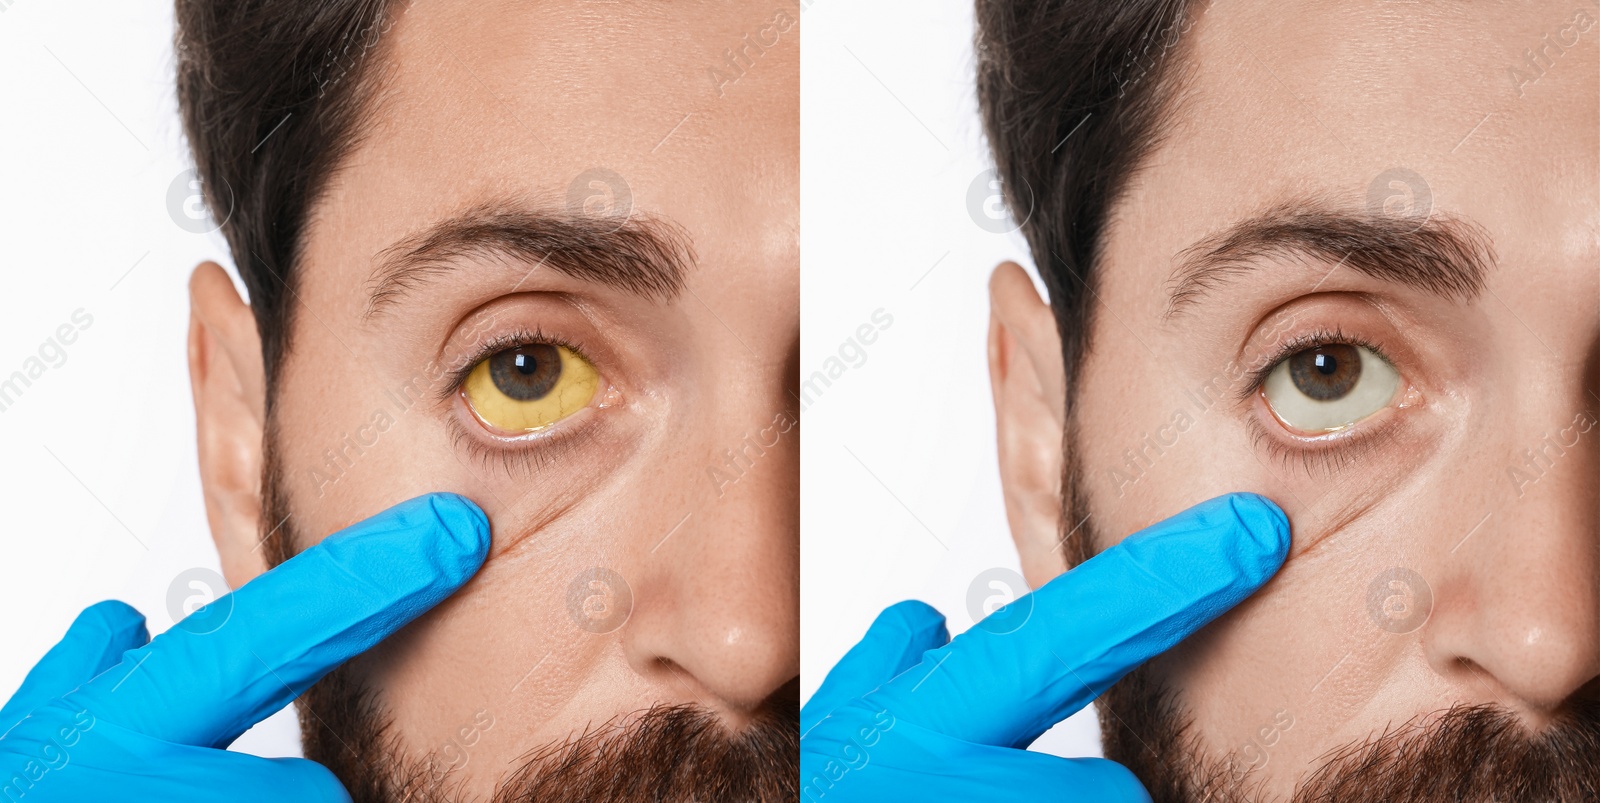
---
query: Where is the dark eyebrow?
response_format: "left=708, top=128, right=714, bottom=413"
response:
left=363, top=200, right=693, bottom=319
left=1164, top=200, right=1495, bottom=319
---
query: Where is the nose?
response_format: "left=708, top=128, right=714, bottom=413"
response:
left=1423, top=412, right=1600, bottom=717
left=622, top=412, right=799, bottom=717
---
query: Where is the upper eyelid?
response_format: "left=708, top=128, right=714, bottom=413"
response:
left=436, top=328, right=595, bottom=403
left=1237, top=326, right=1394, bottom=404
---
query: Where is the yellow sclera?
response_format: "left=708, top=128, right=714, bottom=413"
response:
left=462, top=345, right=599, bottom=433
left=1262, top=344, right=1398, bottom=433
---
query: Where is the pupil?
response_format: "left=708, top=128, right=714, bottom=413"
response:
left=1314, top=353, right=1337, bottom=375
left=515, top=353, right=536, bottom=374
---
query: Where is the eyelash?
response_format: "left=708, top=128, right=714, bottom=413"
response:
left=1238, top=325, right=1400, bottom=475
left=1238, top=325, right=1390, bottom=402
left=437, top=326, right=601, bottom=475
left=445, top=416, right=588, bottom=477
left=438, top=326, right=589, bottom=400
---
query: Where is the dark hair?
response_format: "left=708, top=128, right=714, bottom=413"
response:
left=174, top=0, right=397, bottom=401
left=973, top=0, right=1199, bottom=561
left=974, top=0, right=1202, bottom=409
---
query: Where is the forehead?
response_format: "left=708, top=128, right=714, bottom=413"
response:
left=298, top=0, right=798, bottom=315
left=1101, top=0, right=1597, bottom=315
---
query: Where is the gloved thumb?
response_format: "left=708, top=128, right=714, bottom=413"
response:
left=1, top=600, right=149, bottom=734
left=802, top=600, right=949, bottom=735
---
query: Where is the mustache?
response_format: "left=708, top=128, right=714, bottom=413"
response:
left=486, top=699, right=798, bottom=803
left=1291, top=700, right=1600, bottom=803
left=1099, top=664, right=1600, bottom=803
left=299, top=661, right=798, bottom=803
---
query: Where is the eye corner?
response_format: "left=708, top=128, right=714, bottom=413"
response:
left=593, top=382, right=625, bottom=410
left=1393, top=381, right=1425, bottom=410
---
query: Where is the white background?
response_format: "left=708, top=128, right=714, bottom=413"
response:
left=0, top=0, right=299, bottom=755
left=0, top=0, right=1098, bottom=762
left=799, top=0, right=1101, bottom=757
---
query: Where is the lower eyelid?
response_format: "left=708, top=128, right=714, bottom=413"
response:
left=1245, top=387, right=1406, bottom=475
left=445, top=402, right=592, bottom=475
left=444, top=375, right=624, bottom=475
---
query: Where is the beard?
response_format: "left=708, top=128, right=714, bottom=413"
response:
left=294, top=666, right=799, bottom=803
left=1097, top=661, right=1600, bottom=803
left=1059, top=445, right=1600, bottom=802
left=258, top=425, right=799, bottom=802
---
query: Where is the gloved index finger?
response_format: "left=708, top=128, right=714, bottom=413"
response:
left=70, top=492, right=490, bottom=748
left=865, top=493, right=1288, bottom=750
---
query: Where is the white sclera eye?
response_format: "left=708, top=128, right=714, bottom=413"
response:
left=1261, top=344, right=1399, bottom=433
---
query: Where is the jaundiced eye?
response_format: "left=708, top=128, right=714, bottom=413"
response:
left=461, top=343, right=599, bottom=434
left=1261, top=344, right=1398, bottom=433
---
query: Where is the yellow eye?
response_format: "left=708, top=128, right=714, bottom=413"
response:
left=1261, top=344, right=1398, bottom=434
left=461, top=343, right=599, bottom=434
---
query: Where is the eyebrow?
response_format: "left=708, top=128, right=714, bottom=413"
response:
left=1163, top=200, right=1496, bottom=319
left=363, top=200, right=693, bottom=319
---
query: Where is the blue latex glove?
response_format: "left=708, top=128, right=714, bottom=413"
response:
left=800, top=493, right=1290, bottom=802
left=0, top=492, right=489, bottom=802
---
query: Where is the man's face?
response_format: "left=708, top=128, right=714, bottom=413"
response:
left=1055, top=0, right=1597, bottom=798
left=243, top=1, right=798, bottom=797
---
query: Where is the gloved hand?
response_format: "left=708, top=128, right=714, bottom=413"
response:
left=800, top=493, right=1290, bottom=802
left=0, top=492, right=490, bottom=802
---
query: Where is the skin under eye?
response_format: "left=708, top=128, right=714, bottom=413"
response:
left=1261, top=343, right=1399, bottom=433
left=461, top=343, right=599, bottom=434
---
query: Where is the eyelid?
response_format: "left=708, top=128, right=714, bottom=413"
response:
left=1238, top=324, right=1420, bottom=474
left=437, top=327, right=593, bottom=402
left=438, top=327, right=621, bottom=474
left=444, top=408, right=591, bottom=476
left=1237, top=325, right=1392, bottom=404
left=1243, top=404, right=1391, bottom=475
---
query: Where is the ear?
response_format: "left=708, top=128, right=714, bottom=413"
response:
left=987, top=262, right=1069, bottom=590
left=188, top=262, right=270, bottom=590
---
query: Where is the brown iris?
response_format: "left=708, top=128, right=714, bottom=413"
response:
left=1287, top=344, right=1360, bottom=401
left=487, top=344, right=562, bottom=401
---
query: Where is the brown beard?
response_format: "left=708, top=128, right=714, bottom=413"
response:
left=1098, top=662, right=1600, bottom=802
left=259, top=422, right=799, bottom=802
left=295, top=664, right=799, bottom=802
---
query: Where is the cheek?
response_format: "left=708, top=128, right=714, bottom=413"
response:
left=1148, top=520, right=1400, bottom=795
left=271, top=402, right=466, bottom=550
left=1072, top=353, right=1266, bottom=546
left=268, top=352, right=453, bottom=533
left=355, top=519, right=652, bottom=795
left=1138, top=446, right=1513, bottom=793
